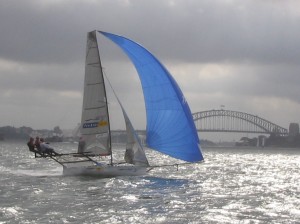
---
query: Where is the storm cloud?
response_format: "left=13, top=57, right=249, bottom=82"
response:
left=0, top=0, right=299, bottom=137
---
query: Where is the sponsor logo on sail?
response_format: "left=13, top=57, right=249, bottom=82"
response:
left=83, top=120, right=108, bottom=128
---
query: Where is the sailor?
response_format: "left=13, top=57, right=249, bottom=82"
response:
left=34, top=136, right=41, bottom=151
left=124, top=148, right=134, bottom=164
left=27, top=137, right=38, bottom=152
left=78, top=137, right=86, bottom=153
left=40, top=138, right=61, bottom=156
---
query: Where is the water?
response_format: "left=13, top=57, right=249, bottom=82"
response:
left=0, top=141, right=299, bottom=223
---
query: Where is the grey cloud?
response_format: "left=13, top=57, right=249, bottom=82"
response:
left=0, top=0, right=299, bottom=130
left=1, top=0, right=300, bottom=65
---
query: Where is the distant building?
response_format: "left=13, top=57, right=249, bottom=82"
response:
left=289, top=123, right=299, bottom=137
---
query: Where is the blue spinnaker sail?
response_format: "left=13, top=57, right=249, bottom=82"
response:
left=99, top=31, right=203, bottom=162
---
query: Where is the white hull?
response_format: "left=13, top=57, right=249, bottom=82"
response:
left=63, top=165, right=148, bottom=178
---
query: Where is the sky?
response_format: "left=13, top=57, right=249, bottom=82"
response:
left=1, top=0, right=300, bottom=141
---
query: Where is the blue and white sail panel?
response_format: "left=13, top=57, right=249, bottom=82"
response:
left=100, top=31, right=203, bottom=162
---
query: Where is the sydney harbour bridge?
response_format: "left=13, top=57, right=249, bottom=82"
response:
left=113, top=109, right=289, bottom=139
left=192, top=109, right=288, bottom=136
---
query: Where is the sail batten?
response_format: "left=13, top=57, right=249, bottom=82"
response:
left=85, top=106, right=106, bottom=110
left=81, top=130, right=109, bottom=134
left=87, top=62, right=100, bottom=65
left=86, top=82, right=104, bottom=85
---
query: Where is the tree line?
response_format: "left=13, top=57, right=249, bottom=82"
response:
left=0, top=126, right=63, bottom=140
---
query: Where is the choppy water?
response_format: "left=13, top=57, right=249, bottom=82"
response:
left=0, top=141, right=299, bottom=223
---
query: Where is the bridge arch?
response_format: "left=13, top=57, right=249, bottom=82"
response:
left=192, top=109, right=288, bottom=135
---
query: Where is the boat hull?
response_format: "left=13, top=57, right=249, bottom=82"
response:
left=63, top=165, right=148, bottom=178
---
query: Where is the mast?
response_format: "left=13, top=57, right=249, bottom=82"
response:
left=93, top=31, right=113, bottom=164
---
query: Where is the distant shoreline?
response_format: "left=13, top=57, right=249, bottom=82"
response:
left=202, top=145, right=300, bottom=151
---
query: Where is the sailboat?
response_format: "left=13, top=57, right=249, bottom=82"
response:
left=31, top=30, right=204, bottom=177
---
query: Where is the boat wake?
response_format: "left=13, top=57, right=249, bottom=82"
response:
left=12, top=167, right=63, bottom=177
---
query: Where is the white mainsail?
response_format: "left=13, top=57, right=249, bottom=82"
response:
left=79, top=31, right=111, bottom=156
